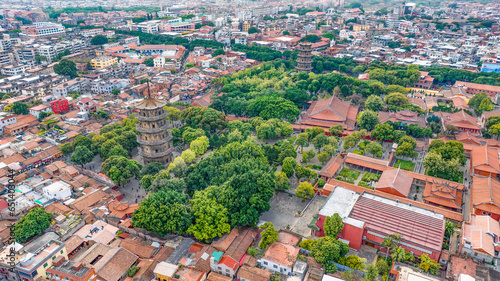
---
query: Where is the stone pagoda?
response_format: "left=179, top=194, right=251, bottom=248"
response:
left=136, top=84, right=173, bottom=165
left=295, top=39, right=313, bottom=72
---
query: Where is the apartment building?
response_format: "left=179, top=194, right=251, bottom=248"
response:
left=15, top=232, right=69, bottom=281
left=52, top=78, right=90, bottom=97
left=21, top=22, right=65, bottom=39
left=90, top=56, right=118, bottom=69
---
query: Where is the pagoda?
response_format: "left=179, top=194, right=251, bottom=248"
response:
left=136, top=83, right=173, bottom=165
left=295, top=39, right=313, bottom=72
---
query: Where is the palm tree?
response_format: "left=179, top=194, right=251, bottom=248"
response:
left=381, top=236, right=394, bottom=260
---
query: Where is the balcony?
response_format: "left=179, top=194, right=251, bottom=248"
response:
left=139, top=148, right=173, bottom=158
left=135, top=123, right=170, bottom=134
left=136, top=135, right=172, bottom=145
left=135, top=111, right=169, bottom=121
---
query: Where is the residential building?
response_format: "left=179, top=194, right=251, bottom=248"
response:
left=153, top=262, right=178, bottom=281
left=74, top=97, right=98, bottom=113
left=42, top=181, right=72, bottom=200
left=16, top=232, right=68, bottom=281
left=21, top=22, right=65, bottom=39
left=50, top=97, right=70, bottom=114
left=237, top=265, right=272, bottom=281
left=46, top=256, right=96, bottom=281
left=413, top=71, right=434, bottom=89
left=454, top=81, right=500, bottom=103
left=260, top=242, right=299, bottom=274
left=28, top=104, right=52, bottom=119
left=171, top=267, right=206, bottom=281
left=460, top=215, right=500, bottom=263
left=0, top=114, right=17, bottom=134
left=90, top=56, right=118, bottom=69
left=210, top=251, right=239, bottom=278
left=52, top=78, right=90, bottom=97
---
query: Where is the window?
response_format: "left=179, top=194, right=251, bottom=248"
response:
left=226, top=269, right=229, bottom=272
left=263, top=261, right=268, bottom=265
left=273, top=265, right=278, bottom=269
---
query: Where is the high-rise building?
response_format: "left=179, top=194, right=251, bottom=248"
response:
left=296, top=40, right=313, bottom=72
left=136, top=89, right=173, bottom=166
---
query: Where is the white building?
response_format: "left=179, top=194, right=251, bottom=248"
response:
left=260, top=242, right=299, bottom=274
left=210, top=251, right=239, bottom=277
left=42, top=181, right=72, bottom=200
left=52, top=78, right=90, bottom=97
left=28, top=104, right=52, bottom=119
left=0, top=114, right=17, bottom=134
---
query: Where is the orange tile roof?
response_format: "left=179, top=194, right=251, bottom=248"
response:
left=471, top=176, right=500, bottom=215
left=375, top=168, right=413, bottom=197
left=219, top=256, right=239, bottom=270
left=470, top=145, right=500, bottom=175
left=326, top=178, right=463, bottom=222
left=262, top=242, right=299, bottom=268
left=463, top=215, right=500, bottom=256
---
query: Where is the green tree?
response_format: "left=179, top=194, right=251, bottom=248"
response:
left=365, top=95, right=384, bottom=111
left=60, top=143, right=74, bottom=155
left=180, top=107, right=228, bottom=132
left=418, top=254, right=440, bottom=275
left=302, top=149, right=316, bottom=163
left=70, top=146, right=94, bottom=167
left=14, top=207, right=53, bottom=243
left=259, top=222, right=279, bottom=248
left=112, top=88, right=120, bottom=95
left=370, top=123, right=394, bottom=142
left=312, top=134, right=329, bottom=152
left=300, top=239, right=313, bottom=250
left=365, top=142, right=383, bottom=158
left=181, top=149, right=196, bottom=163
left=328, top=124, right=344, bottom=136
left=310, top=236, right=349, bottom=264
left=12, top=102, right=28, bottom=115
left=385, top=92, right=409, bottom=107
left=363, top=264, right=379, bottom=281
left=296, top=132, right=309, bottom=152
left=296, top=181, right=314, bottom=199
left=54, top=58, right=78, bottom=78
left=376, top=259, right=389, bottom=275
left=143, top=58, right=154, bottom=67
left=187, top=187, right=231, bottom=241
left=479, top=97, right=494, bottom=113
left=248, top=26, right=259, bottom=34
left=141, top=162, right=165, bottom=177
left=282, top=157, right=296, bottom=178
left=91, top=34, right=108, bottom=45
left=324, top=213, right=344, bottom=238
left=101, top=156, right=142, bottom=186
left=344, top=255, right=365, bottom=270
left=468, top=92, right=489, bottom=112
left=132, top=190, right=192, bottom=235
left=167, top=156, right=188, bottom=178
left=274, top=171, right=290, bottom=190
left=190, top=136, right=210, bottom=155
left=357, top=110, right=379, bottom=131
left=318, top=152, right=331, bottom=164
left=396, top=141, right=417, bottom=158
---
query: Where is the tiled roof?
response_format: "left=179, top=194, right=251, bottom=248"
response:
left=120, top=238, right=157, bottom=258
left=262, top=242, right=299, bottom=268
left=301, top=96, right=359, bottom=130
left=375, top=168, right=413, bottom=197
left=349, top=193, right=445, bottom=252
left=471, top=176, right=500, bottom=215
left=237, top=265, right=272, bottom=281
